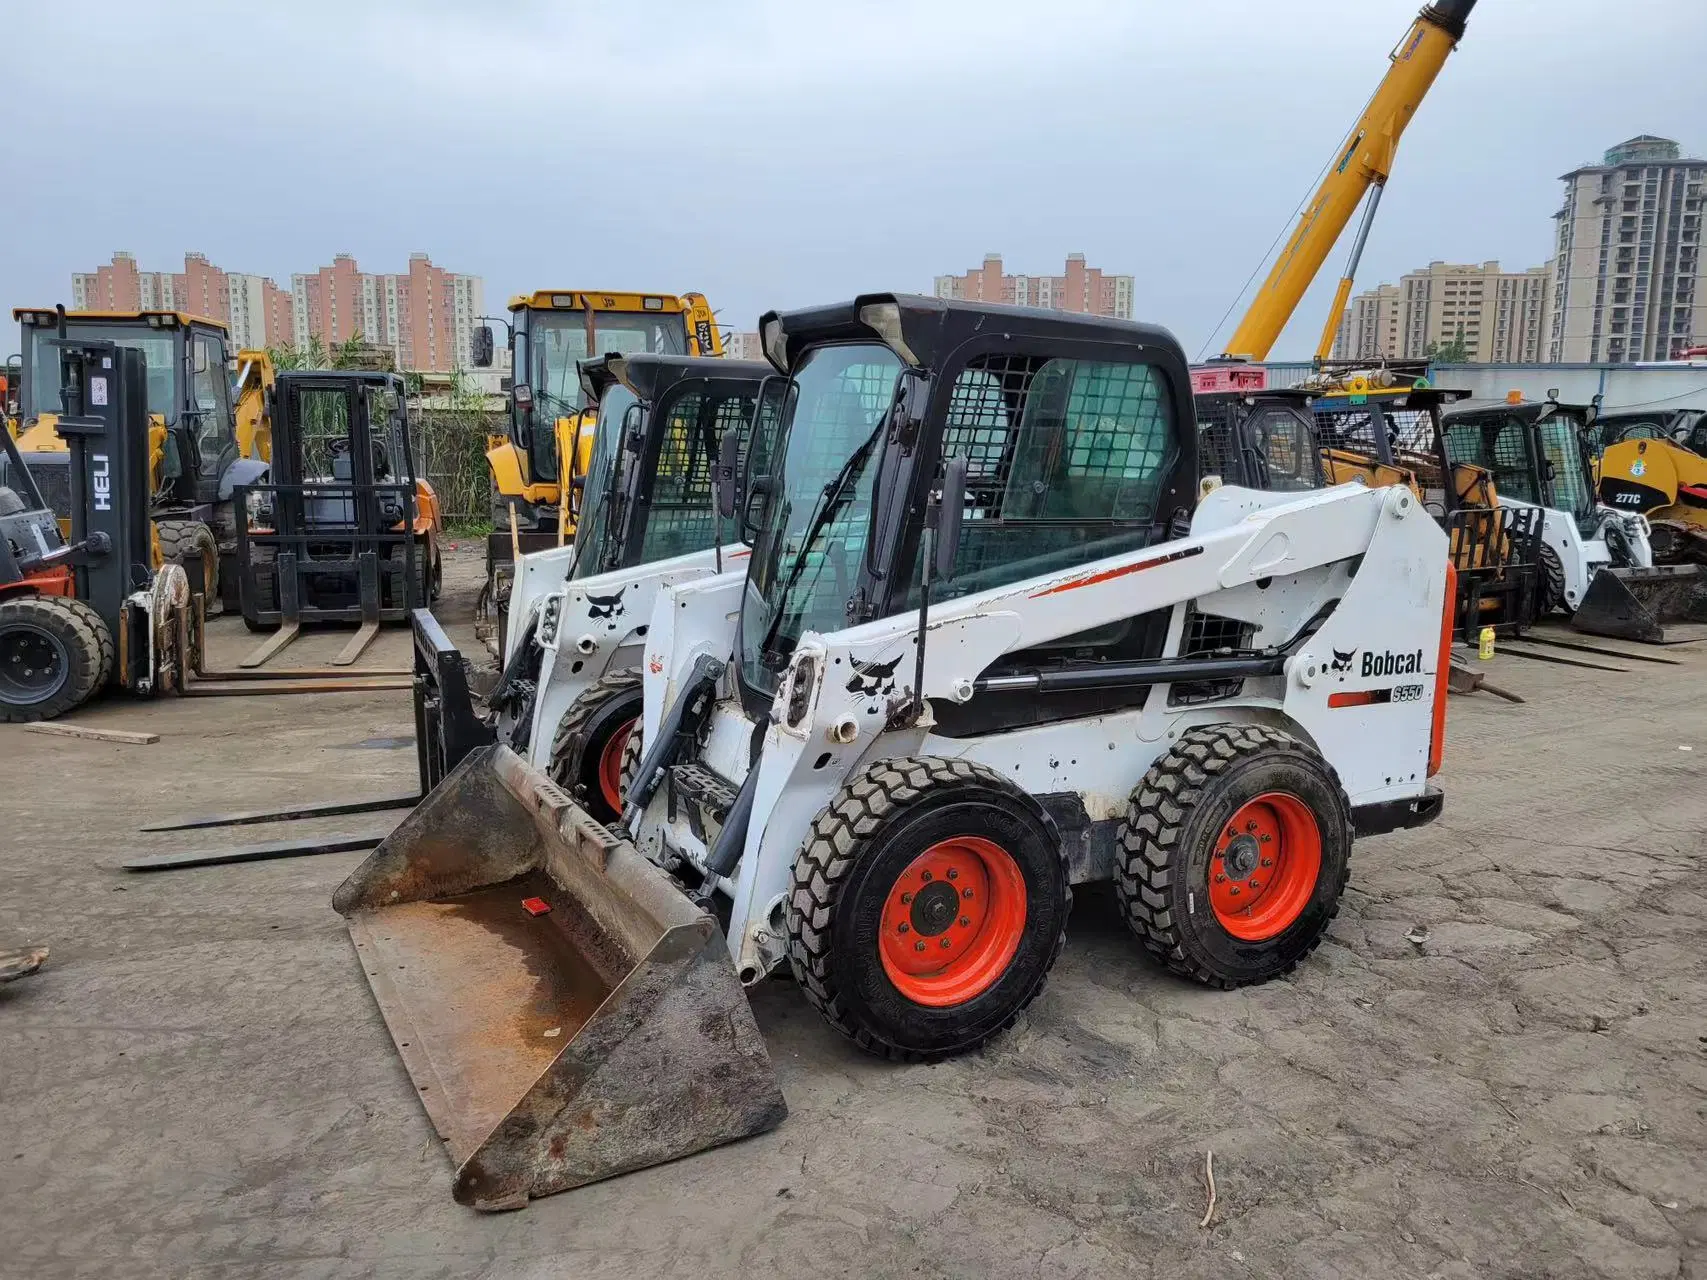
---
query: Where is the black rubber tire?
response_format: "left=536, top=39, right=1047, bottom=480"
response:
left=243, top=548, right=279, bottom=633
left=786, top=755, right=1071, bottom=1063
left=412, top=538, right=432, bottom=607
left=0, top=595, right=114, bottom=723
left=546, top=667, right=643, bottom=824
left=429, top=548, right=443, bottom=602
left=1536, top=541, right=1567, bottom=618
left=156, top=520, right=219, bottom=603
left=617, top=723, right=644, bottom=805
left=1114, top=723, right=1352, bottom=989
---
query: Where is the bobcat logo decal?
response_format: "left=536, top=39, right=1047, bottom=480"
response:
left=585, top=586, right=628, bottom=620
left=1330, top=648, right=1356, bottom=673
left=845, top=655, right=904, bottom=696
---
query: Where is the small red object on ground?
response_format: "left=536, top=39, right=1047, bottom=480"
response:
left=521, top=897, right=552, bottom=916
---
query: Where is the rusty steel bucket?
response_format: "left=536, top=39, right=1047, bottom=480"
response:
left=332, top=745, right=786, bottom=1211
left=1572, top=564, right=1707, bottom=644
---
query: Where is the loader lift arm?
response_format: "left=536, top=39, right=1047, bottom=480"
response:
left=1220, top=0, right=1475, bottom=363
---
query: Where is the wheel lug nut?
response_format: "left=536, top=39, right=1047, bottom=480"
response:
left=915, top=941, right=926, bottom=952
left=940, top=938, right=951, bottom=948
left=920, top=871, right=932, bottom=882
left=897, top=922, right=909, bottom=934
left=959, top=916, right=970, bottom=927
left=1260, top=857, right=1273, bottom=868
left=1249, top=880, right=1260, bottom=889
left=1229, top=886, right=1241, bottom=896
left=1246, top=821, right=1258, bottom=833
left=946, top=868, right=958, bottom=881
left=901, top=892, right=913, bottom=904
left=1215, top=873, right=1227, bottom=883
left=1259, top=834, right=1272, bottom=843
left=962, top=888, right=973, bottom=899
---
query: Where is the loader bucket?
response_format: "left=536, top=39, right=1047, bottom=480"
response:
left=332, top=745, right=786, bottom=1211
left=1572, top=564, right=1707, bottom=644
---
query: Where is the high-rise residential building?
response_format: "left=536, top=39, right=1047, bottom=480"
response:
left=69, top=251, right=482, bottom=369
left=722, top=331, right=765, bottom=362
left=934, top=253, right=1134, bottom=320
left=289, top=253, right=484, bottom=372
left=1331, top=261, right=1549, bottom=362
left=71, top=252, right=179, bottom=314
left=70, top=251, right=293, bottom=347
left=225, top=273, right=295, bottom=350
left=1546, top=135, right=1706, bottom=363
left=1333, top=283, right=1402, bottom=361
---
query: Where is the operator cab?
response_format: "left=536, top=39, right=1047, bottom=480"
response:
left=490, top=292, right=698, bottom=494
left=570, top=353, right=771, bottom=580
left=1441, top=398, right=1602, bottom=538
left=737, top=294, right=1198, bottom=726
left=1193, top=380, right=1323, bottom=495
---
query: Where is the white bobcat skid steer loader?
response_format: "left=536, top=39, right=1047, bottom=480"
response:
left=337, top=295, right=1449, bottom=1208
left=1436, top=398, right=1678, bottom=639
left=410, top=352, right=771, bottom=802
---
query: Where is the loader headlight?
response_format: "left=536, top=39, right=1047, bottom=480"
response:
left=857, top=300, right=920, bottom=367
left=538, top=596, right=562, bottom=647
left=760, top=315, right=788, bottom=372
left=785, top=652, right=816, bottom=729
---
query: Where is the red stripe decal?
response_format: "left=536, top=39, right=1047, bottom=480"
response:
left=1028, top=545, right=1203, bottom=598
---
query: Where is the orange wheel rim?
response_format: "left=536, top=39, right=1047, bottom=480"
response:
left=1209, top=792, right=1322, bottom=941
left=597, top=718, right=636, bottom=814
left=878, top=836, right=1027, bottom=1007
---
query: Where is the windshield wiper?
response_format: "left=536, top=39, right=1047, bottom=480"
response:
left=754, top=418, right=887, bottom=663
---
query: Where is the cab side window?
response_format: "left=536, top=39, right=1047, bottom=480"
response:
left=192, top=334, right=234, bottom=471
left=916, top=355, right=1178, bottom=602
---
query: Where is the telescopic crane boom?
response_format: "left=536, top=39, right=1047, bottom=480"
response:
left=1221, top=0, right=1476, bottom=363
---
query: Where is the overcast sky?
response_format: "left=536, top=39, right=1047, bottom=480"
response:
left=5, top=0, right=1702, bottom=360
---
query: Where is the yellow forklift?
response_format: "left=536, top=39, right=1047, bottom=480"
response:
left=471, top=290, right=721, bottom=645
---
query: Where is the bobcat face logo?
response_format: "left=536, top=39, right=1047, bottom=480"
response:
left=1330, top=648, right=1356, bottom=673
left=845, top=654, right=903, bottom=696
left=585, top=586, right=628, bottom=620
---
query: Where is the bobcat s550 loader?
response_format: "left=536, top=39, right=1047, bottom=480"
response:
left=337, top=296, right=1451, bottom=1210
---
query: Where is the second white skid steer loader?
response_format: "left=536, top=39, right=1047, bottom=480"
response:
left=337, top=295, right=1451, bottom=1209
left=409, top=352, right=772, bottom=814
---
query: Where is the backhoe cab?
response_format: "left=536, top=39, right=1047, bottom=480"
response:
left=12, top=308, right=270, bottom=606
left=474, top=290, right=723, bottom=645
left=344, top=295, right=1452, bottom=1209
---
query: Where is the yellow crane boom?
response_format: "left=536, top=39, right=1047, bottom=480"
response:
left=1221, top=0, right=1476, bottom=363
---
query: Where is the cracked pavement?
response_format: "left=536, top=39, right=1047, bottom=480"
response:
left=2, top=546, right=1703, bottom=1278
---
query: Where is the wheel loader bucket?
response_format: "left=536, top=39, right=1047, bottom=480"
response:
left=1572, top=564, right=1707, bottom=644
left=332, top=745, right=786, bottom=1211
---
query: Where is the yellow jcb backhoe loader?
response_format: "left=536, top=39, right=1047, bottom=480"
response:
left=472, top=290, right=722, bottom=647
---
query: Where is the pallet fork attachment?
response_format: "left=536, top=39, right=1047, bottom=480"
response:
left=332, top=745, right=786, bottom=1210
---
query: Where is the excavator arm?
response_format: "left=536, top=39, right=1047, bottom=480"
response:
left=1222, top=0, right=1476, bottom=362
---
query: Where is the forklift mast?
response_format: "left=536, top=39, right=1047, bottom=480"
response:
left=50, top=341, right=153, bottom=633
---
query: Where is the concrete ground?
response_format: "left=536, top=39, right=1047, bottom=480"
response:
left=2, top=542, right=1703, bottom=1279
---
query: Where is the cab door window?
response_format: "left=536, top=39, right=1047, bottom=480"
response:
left=191, top=332, right=234, bottom=475
left=918, top=354, right=1177, bottom=602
